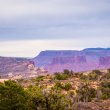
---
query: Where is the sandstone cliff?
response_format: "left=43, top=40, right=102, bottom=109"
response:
left=33, top=48, right=110, bottom=73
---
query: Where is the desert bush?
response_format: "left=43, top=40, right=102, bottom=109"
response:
left=54, top=73, right=69, bottom=80
left=0, top=80, right=30, bottom=110
left=107, top=69, right=110, bottom=74
left=54, top=82, right=72, bottom=91
left=88, top=72, right=99, bottom=81
left=35, top=76, right=45, bottom=82
left=98, top=80, right=110, bottom=100
left=27, top=85, right=71, bottom=110
left=80, top=74, right=89, bottom=80
left=92, top=70, right=102, bottom=75
left=63, top=83, right=72, bottom=91
left=77, top=83, right=96, bottom=102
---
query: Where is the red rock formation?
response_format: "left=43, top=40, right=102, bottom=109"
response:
left=33, top=48, right=110, bottom=73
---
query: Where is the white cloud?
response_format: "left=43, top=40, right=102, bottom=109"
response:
left=0, top=0, right=110, bottom=47
left=0, top=0, right=109, bottom=22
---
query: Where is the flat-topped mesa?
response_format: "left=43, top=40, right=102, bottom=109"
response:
left=33, top=48, right=110, bottom=73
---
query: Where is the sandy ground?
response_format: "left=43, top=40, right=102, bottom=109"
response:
left=0, top=79, right=9, bottom=83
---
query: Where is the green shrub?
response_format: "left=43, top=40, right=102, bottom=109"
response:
left=77, top=83, right=96, bottom=102
left=92, top=70, right=102, bottom=75
left=35, top=76, right=45, bottom=82
left=80, top=74, right=89, bottom=80
left=54, top=82, right=72, bottom=91
left=88, top=73, right=98, bottom=81
left=54, top=82, right=63, bottom=89
left=63, top=83, right=72, bottom=91
left=0, top=80, right=29, bottom=110
left=107, top=69, right=110, bottom=74
left=100, top=80, right=110, bottom=100
left=63, top=69, right=70, bottom=75
left=101, top=80, right=110, bottom=88
left=54, top=73, right=69, bottom=80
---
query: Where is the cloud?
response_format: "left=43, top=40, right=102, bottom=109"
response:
left=0, top=0, right=110, bottom=46
left=0, top=0, right=109, bottom=25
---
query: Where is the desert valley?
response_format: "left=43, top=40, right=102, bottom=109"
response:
left=0, top=0, right=110, bottom=109
left=0, top=48, right=110, bottom=110
left=1, top=48, right=110, bottom=80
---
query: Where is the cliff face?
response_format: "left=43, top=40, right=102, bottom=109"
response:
left=33, top=48, right=110, bottom=73
left=0, top=57, right=48, bottom=78
left=0, top=57, right=31, bottom=75
left=51, top=56, right=86, bottom=64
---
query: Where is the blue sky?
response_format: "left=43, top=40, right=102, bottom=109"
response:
left=0, top=0, right=110, bottom=57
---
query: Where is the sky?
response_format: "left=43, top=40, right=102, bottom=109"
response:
left=0, top=0, right=110, bottom=57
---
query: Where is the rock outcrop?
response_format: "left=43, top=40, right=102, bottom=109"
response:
left=0, top=57, right=29, bottom=75
left=0, top=57, right=48, bottom=78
